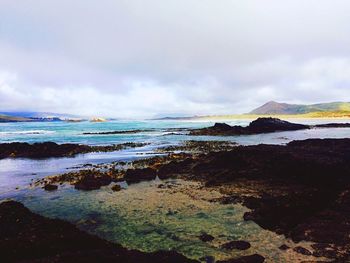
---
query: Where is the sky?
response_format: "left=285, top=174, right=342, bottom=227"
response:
left=1, top=0, right=350, bottom=118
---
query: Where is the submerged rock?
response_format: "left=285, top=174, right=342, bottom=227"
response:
left=278, top=244, right=289, bottom=250
left=199, top=233, right=215, bottom=242
left=124, top=168, right=157, bottom=184
left=217, top=254, right=265, bottom=263
left=221, top=240, right=251, bottom=250
left=199, top=256, right=215, bottom=263
left=293, top=246, right=312, bottom=256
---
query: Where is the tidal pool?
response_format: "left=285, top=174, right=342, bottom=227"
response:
left=14, top=178, right=325, bottom=262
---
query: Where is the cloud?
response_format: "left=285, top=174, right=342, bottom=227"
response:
left=1, top=0, right=350, bottom=117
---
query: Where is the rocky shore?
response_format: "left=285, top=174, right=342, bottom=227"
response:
left=156, top=138, right=350, bottom=261
left=0, top=142, right=148, bottom=159
left=189, top=117, right=350, bottom=136
left=26, top=137, right=350, bottom=261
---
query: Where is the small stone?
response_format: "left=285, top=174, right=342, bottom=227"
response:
left=111, top=184, right=122, bottom=192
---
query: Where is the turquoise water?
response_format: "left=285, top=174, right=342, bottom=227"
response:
left=1, top=119, right=350, bottom=145
left=1, top=119, right=350, bottom=196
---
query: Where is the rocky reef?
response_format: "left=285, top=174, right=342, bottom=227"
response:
left=0, top=142, right=148, bottom=159
left=189, top=117, right=350, bottom=136
left=155, top=138, right=350, bottom=260
left=0, top=200, right=197, bottom=263
left=189, top=118, right=309, bottom=136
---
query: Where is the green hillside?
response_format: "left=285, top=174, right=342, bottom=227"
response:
left=250, top=101, right=350, bottom=115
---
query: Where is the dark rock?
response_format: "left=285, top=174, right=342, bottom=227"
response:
left=75, top=174, right=112, bottom=190
left=221, top=240, right=251, bottom=250
left=111, top=184, right=122, bottom=191
left=0, top=141, right=149, bottom=159
left=314, top=123, right=350, bottom=128
left=0, top=201, right=198, bottom=263
left=190, top=117, right=309, bottom=136
left=216, top=254, right=265, bottom=263
left=248, top=117, right=308, bottom=133
left=199, top=233, right=215, bottom=242
left=293, top=246, right=312, bottom=256
left=43, top=184, right=58, bottom=191
left=311, top=243, right=337, bottom=258
left=124, top=167, right=157, bottom=184
left=199, top=256, right=215, bottom=263
left=279, top=244, right=289, bottom=250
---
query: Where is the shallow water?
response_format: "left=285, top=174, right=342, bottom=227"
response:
left=13, top=179, right=322, bottom=262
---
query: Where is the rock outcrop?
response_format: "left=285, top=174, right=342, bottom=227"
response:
left=190, top=117, right=350, bottom=136
left=189, top=118, right=309, bottom=136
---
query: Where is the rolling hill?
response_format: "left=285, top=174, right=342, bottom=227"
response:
left=249, top=101, right=350, bottom=115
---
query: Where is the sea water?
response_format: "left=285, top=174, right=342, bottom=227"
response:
left=0, top=119, right=348, bottom=262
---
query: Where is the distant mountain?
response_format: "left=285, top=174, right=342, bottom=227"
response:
left=249, top=101, right=350, bottom=115
left=0, top=111, right=80, bottom=119
left=0, top=111, right=83, bottom=122
left=0, top=115, right=33, bottom=122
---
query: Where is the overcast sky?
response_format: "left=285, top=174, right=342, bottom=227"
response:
left=1, top=0, right=350, bottom=118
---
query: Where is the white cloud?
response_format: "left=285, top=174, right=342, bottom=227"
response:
left=1, top=0, right=350, bottom=117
